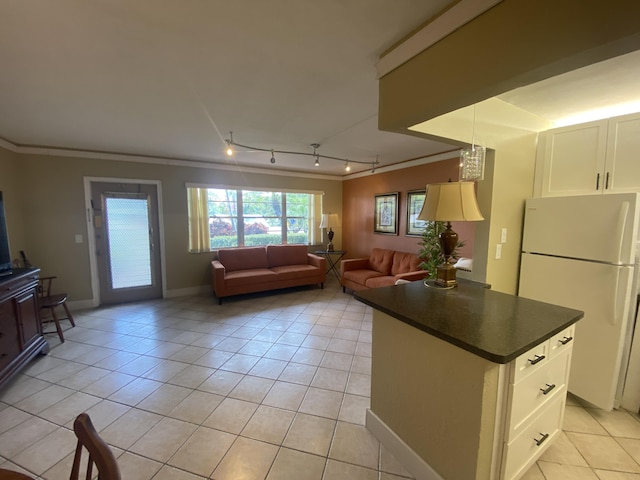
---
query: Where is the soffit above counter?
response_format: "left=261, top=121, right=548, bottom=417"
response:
left=377, top=0, right=640, bottom=135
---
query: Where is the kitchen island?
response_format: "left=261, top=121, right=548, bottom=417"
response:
left=355, top=280, right=583, bottom=480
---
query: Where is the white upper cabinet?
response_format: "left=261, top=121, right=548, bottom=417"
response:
left=535, top=113, right=640, bottom=197
left=606, top=113, right=640, bottom=192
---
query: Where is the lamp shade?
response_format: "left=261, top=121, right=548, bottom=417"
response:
left=417, top=182, right=484, bottom=222
left=319, top=213, right=339, bottom=229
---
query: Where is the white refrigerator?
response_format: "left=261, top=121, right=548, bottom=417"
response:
left=519, top=193, right=640, bottom=411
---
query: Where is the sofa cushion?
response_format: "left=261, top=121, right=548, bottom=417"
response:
left=369, top=248, right=394, bottom=275
left=391, top=251, right=421, bottom=276
left=218, top=247, right=268, bottom=272
left=365, top=276, right=395, bottom=288
left=224, top=268, right=276, bottom=287
left=343, top=269, right=385, bottom=285
left=267, top=245, right=309, bottom=267
left=270, top=264, right=320, bottom=280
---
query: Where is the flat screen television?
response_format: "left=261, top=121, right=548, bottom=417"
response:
left=0, top=192, right=13, bottom=276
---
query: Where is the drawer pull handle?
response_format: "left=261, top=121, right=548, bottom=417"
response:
left=534, top=432, right=549, bottom=446
left=540, top=383, right=556, bottom=395
left=559, top=336, right=573, bottom=345
left=528, top=354, right=546, bottom=365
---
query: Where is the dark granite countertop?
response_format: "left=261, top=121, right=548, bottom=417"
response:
left=354, top=280, right=584, bottom=364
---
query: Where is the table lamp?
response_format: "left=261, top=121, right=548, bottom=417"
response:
left=417, top=182, right=484, bottom=288
left=319, top=213, right=339, bottom=251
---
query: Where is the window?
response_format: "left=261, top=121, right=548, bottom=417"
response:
left=187, top=185, right=322, bottom=252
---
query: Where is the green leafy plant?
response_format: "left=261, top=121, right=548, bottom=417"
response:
left=417, top=221, right=465, bottom=279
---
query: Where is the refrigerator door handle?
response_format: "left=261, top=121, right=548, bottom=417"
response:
left=615, top=201, right=630, bottom=265
left=612, top=269, right=621, bottom=326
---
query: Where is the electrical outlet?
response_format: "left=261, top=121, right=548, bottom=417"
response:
left=495, top=244, right=502, bottom=259
left=75, top=234, right=83, bottom=244
left=501, top=228, right=508, bottom=243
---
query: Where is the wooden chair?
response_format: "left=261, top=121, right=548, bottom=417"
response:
left=71, top=413, right=121, bottom=480
left=38, top=276, right=75, bottom=343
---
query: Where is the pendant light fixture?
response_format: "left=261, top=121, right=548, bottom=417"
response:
left=459, top=105, right=485, bottom=181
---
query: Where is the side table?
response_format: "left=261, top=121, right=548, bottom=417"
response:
left=314, top=250, right=346, bottom=285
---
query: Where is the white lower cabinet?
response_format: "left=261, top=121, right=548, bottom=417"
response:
left=501, top=325, right=574, bottom=479
left=502, top=394, right=565, bottom=479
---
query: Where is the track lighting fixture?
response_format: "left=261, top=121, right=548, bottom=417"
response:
left=224, top=132, right=379, bottom=173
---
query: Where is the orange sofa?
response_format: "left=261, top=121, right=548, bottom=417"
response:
left=340, top=248, right=427, bottom=292
left=211, top=245, right=326, bottom=303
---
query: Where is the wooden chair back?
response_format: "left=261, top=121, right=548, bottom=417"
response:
left=38, top=276, right=56, bottom=298
left=70, top=413, right=121, bottom=480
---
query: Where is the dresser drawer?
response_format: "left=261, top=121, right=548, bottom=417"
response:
left=502, top=394, right=565, bottom=480
left=506, top=351, right=570, bottom=440
left=548, top=324, right=575, bottom=359
left=512, top=340, right=551, bottom=382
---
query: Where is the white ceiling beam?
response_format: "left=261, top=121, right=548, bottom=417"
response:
left=376, top=0, right=502, bottom=79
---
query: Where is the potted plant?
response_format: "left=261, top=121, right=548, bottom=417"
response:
left=418, top=221, right=465, bottom=279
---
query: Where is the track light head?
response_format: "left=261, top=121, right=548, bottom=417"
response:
left=225, top=132, right=235, bottom=157
left=345, top=162, right=351, bottom=172
left=270, top=150, right=276, bottom=164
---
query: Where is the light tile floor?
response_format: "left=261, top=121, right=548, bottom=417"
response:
left=0, top=277, right=640, bottom=479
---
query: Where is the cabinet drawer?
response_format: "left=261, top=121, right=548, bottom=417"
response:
left=507, top=352, right=570, bottom=440
left=512, top=340, right=551, bottom=382
left=549, top=324, right=575, bottom=359
left=502, top=394, right=565, bottom=480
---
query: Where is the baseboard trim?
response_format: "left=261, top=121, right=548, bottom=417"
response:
left=67, top=299, right=97, bottom=311
left=66, top=285, right=212, bottom=311
left=366, top=409, right=443, bottom=480
left=165, top=285, right=210, bottom=298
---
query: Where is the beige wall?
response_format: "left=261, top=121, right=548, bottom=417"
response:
left=0, top=147, right=26, bottom=262
left=0, top=147, right=342, bottom=303
left=371, top=310, right=500, bottom=479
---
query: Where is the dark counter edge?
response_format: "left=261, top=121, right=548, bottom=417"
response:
left=354, top=289, right=584, bottom=364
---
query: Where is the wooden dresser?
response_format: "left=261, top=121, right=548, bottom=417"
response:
left=0, top=268, right=48, bottom=388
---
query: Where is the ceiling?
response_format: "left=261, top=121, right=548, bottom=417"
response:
left=0, top=0, right=461, bottom=177
left=497, top=48, right=640, bottom=129
left=2, top=2, right=639, bottom=178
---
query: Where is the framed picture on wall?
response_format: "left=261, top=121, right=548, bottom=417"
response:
left=406, top=190, right=427, bottom=236
left=374, top=192, right=399, bottom=235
